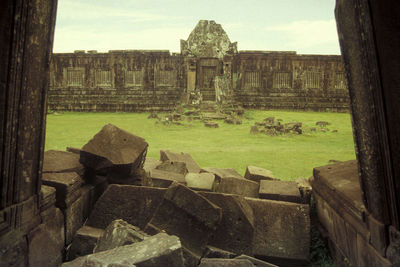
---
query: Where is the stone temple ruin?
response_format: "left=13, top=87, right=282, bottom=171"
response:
left=48, top=20, right=349, bottom=112
left=1, top=1, right=400, bottom=267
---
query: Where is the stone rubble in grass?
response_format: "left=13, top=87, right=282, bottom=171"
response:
left=42, top=124, right=311, bottom=266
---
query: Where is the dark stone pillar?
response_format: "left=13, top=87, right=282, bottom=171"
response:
left=0, top=0, right=57, bottom=265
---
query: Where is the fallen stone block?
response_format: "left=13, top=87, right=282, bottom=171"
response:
left=215, top=177, right=259, bottom=198
left=245, top=197, right=310, bottom=267
left=40, top=185, right=56, bottom=211
left=40, top=206, right=65, bottom=255
left=94, top=219, right=149, bottom=253
left=80, top=124, right=148, bottom=177
left=66, top=147, right=81, bottom=154
left=295, top=177, right=312, bottom=204
left=235, top=255, right=278, bottom=267
left=43, top=150, right=84, bottom=176
left=244, top=165, right=277, bottom=182
left=146, top=183, right=222, bottom=259
left=68, top=226, right=104, bottom=260
left=150, top=169, right=186, bottom=188
left=259, top=180, right=302, bottom=203
left=28, top=223, right=63, bottom=267
left=202, top=167, right=243, bottom=180
left=156, top=160, right=188, bottom=175
left=160, top=150, right=201, bottom=173
left=198, top=258, right=255, bottom=266
left=143, top=157, right=162, bottom=174
left=86, top=185, right=166, bottom=230
left=65, top=191, right=86, bottom=245
left=198, top=192, right=254, bottom=255
left=62, top=233, right=184, bottom=267
left=185, top=172, right=215, bottom=191
left=202, top=246, right=237, bottom=259
left=42, top=172, right=83, bottom=209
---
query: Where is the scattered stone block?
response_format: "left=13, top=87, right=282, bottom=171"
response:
left=28, top=224, right=63, bottom=267
left=244, top=166, right=277, bottom=183
left=62, top=233, right=184, bottom=267
left=43, top=150, right=85, bottom=176
left=156, top=160, right=188, bottom=175
left=143, top=157, right=162, bottom=174
left=80, top=124, right=148, bottom=177
left=40, top=185, right=56, bottom=211
left=202, top=167, right=243, bottom=180
left=40, top=206, right=65, bottom=255
left=65, top=191, right=85, bottom=245
left=146, top=183, right=222, bottom=258
left=245, top=197, right=310, bottom=266
left=250, top=125, right=259, bottom=134
left=198, top=258, right=255, bottom=267
left=198, top=192, right=254, bottom=255
left=259, top=180, right=302, bottom=203
left=150, top=169, right=186, bottom=188
left=42, top=172, right=83, bottom=209
left=86, top=185, right=167, bottom=229
left=215, top=177, right=259, bottom=198
left=94, top=219, right=149, bottom=253
left=202, top=246, right=237, bottom=259
left=295, top=177, right=312, bottom=204
left=160, top=150, right=201, bottom=173
left=264, top=117, right=275, bottom=124
left=316, top=121, right=330, bottom=127
left=185, top=172, right=215, bottom=191
left=235, top=254, right=279, bottom=267
left=66, top=147, right=81, bottom=154
left=205, top=122, right=219, bottom=128
left=68, top=226, right=104, bottom=260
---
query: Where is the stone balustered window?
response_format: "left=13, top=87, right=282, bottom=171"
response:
left=66, top=68, right=84, bottom=86
left=304, top=71, right=323, bottom=89
left=334, top=72, right=347, bottom=89
left=155, top=70, right=176, bottom=86
left=95, top=70, right=112, bottom=86
left=273, top=72, right=292, bottom=89
left=125, top=70, right=143, bottom=86
left=244, top=71, right=261, bottom=89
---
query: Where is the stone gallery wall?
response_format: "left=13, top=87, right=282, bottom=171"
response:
left=49, top=50, right=185, bottom=112
left=232, top=51, right=349, bottom=111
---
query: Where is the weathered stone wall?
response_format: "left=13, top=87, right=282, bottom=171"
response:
left=49, top=50, right=349, bottom=112
left=49, top=50, right=185, bottom=112
left=232, top=51, right=349, bottom=112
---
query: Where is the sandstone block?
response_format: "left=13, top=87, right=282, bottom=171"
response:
left=40, top=185, right=56, bottom=211
left=245, top=197, right=310, bottom=266
left=40, top=206, right=65, bottom=253
left=80, top=124, right=148, bottom=177
left=295, top=177, right=312, bottom=204
left=244, top=165, right=277, bottom=182
left=160, top=150, right=201, bottom=173
left=259, top=180, right=302, bottom=203
left=42, top=172, right=83, bottom=209
left=143, top=157, right=162, bottom=174
left=235, top=255, right=278, bottom=267
left=86, top=185, right=167, bottom=229
left=147, top=183, right=222, bottom=258
left=156, top=160, right=188, bottom=175
left=65, top=192, right=85, bottom=245
left=68, top=226, right=104, bottom=260
left=185, top=172, right=215, bottom=191
left=216, top=177, right=259, bottom=198
left=202, top=167, right=243, bottom=180
left=43, top=150, right=84, bottom=176
left=62, top=233, right=184, bottom=267
left=202, top=246, right=237, bottom=259
left=198, top=192, right=254, bottom=255
left=94, top=219, right=149, bottom=253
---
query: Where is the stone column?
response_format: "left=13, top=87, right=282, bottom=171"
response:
left=0, top=0, right=58, bottom=265
left=336, top=0, right=400, bottom=260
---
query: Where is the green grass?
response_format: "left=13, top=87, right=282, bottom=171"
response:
left=45, top=110, right=356, bottom=180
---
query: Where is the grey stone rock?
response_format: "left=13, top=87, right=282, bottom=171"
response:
left=215, top=177, right=259, bottom=198
left=160, top=150, right=201, bottom=173
left=198, top=258, right=255, bottom=267
left=86, top=185, right=166, bottom=230
left=259, top=180, right=302, bottom=203
left=235, top=255, right=279, bottom=267
left=40, top=185, right=56, bottom=211
left=245, top=197, right=310, bottom=266
left=43, top=150, right=84, bottom=176
left=62, top=233, right=184, bottom=267
left=143, top=157, right=161, bottom=174
left=155, top=160, right=188, bottom=175
left=150, top=169, right=186, bottom=188
left=201, top=167, right=243, bottom=180
left=80, top=124, right=148, bottom=177
left=250, top=125, right=259, bottom=134
left=68, top=226, right=104, bottom=260
left=94, top=219, right=149, bottom=253
left=198, top=192, right=254, bottom=255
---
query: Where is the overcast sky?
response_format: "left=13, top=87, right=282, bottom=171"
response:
left=53, top=0, right=340, bottom=55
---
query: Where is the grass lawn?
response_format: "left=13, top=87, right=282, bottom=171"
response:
left=45, top=110, right=356, bottom=181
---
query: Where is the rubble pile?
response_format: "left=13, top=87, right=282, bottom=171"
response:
left=40, top=123, right=312, bottom=267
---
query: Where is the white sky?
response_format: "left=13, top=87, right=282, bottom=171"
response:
left=53, top=0, right=340, bottom=55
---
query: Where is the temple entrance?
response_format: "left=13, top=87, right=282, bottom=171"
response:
left=197, top=58, right=219, bottom=101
